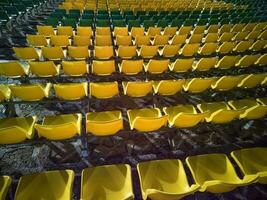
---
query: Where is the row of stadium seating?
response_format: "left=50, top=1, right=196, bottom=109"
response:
left=0, top=98, right=266, bottom=144
left=0, top=73, right=266, bottom=101
left=1, top=147, right=267, bottom=199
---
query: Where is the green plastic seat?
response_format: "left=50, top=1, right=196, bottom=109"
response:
left=62, top=18, right=77, bottom=28
left=143, top=20, right=155, bottom=29
left=157, top=20, right=168, bottom=28
left=45, top=17, right=59, bottom=27
left=79, top=19, right=93, bottom=27
left=113, top=20, right=126, bottom=27
left=128, top=20, right=140, bottom=29
left=96, top=19, right=110, bottom=27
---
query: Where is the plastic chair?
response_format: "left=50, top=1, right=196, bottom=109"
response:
left=211, top=75, right=242, bottom=91
left=238, top=73, right=266, bottom=89
left=215, top=56, right=240, bottom=69
left=92, top=60, right=115, bottom=75
left=139, top=45, right=158, bottom=58
left=76, top=26, right=93, bottom=36
left=62, top=61, right=88, bottom=76
left=144, top=59, right=169, bottom=74
left=68, top=46, right=90, bottom=60
left=169, top=58, right=194, bottom=72
left=183, top=78, right=214, bottom=93
left=54, top=82, right=88, bottom=100
left=90, top=82, right=119, bottom=99
left=0, top=176, right=11, bottom=200
left=57, top=26, right=73, bottom=37
left=37, top=25, right=55, bottom=37
left=0, top=85, right=11, bottom=101
left=115, top=35, right=132, bottom=46
left=0, top=62, right=29, bottom=77
left=192, top=57, right=218, bottom=71
left=179, top=43, right=200, bottom=56
left=94, top=46, right=114, bottom=59
left=50, top=35, right=70, bottom=47
left=117, top=46, right=137, bottom=58
left=42, top=47, right=65, bottom=60
left=235, top=55, right=260, bottom=68
left=119, top=60, right=143, bottom=75
left=160, top=45, right=181, bottom=57
left=122, top=81, right=153, bottom=97
left=27, top=35, right=48, bottom=47
left=29, top=61, right=60, bottom=77
left=13, top=47, right=39, bottom=60
left=153, top=79, right=185, bottom=96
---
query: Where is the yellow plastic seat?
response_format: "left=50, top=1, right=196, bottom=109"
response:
left=119, top=59, right=143, bottom=75
left=238, top=73, right=266, bottom=89
left=42, top=47, right=65, bottom=60
left=192, top=25, right=206, bottom=34
left=0, top=85, right=11, bottom=101
left=163, top=27, right=177, bottom=36
left=228, top=99, right=267, bottom=119
left=0, top=116, right=36, bottom=144
left=178, top=26, right=192, bottom=35
left=170, top=58, right=194, bottom=72
left=231, top=24, right=245, bottom=32
left=9, top=83, right=51, bottom=101
left=215, top=56, right=240, bottom=69
left=54, top=82, right=88, bottom=100
left=243, top=23, right=257, bottom=32
left=186, top=153, right=257, bottom=193
left=13, top=47, right=39, bottom=60
left=211, top=75, right=242, bottom=91
left=152, top=35, right=169, bottom=46
left=160, top=44, right=181, bottom=58
left=232, top=31, right=249, bottom=41
left=50, top=35, right=70, bottom=47
left=135, top=35, right=151, bottom=46
left=76, top=26, right=93, bottom=36
left=235, top=55, right=260, bottom=68
left=57, top=26, right=73, bottom=37
left=257, top=97, right=267, bottom=105
left=27, top=34, right=48, bottom=47
left=92, top=60, right=115, bottom=75
left=203, top=33, right=219, bottom=43
left=233, top=41, right=253, bottom=53
left=259, top=30, right=267, bottom=40
left=218, top=32, right=235, bottom=43
left=37, top=25, right=55, bottom=37
left=35, top=113, right=82, bottom=140
left=197, top=102, right=243, bottom=123
left=179, top=43, right=200, bottom=56
left=94, top=46, right=114, bottom=59
left=147, top=27, right=161, bottom=37
left=137, top=159, right=199, bottom=200
left=255, top=54, right=267, bottom=66
left=171, top=34, right=187, bottom=45
left=81, top=164, right=133, bottom=200
left=116, top=35, right=132, bottom=46
left=15, top=170, right=74, bottom=200
left=0, top=176, right=11, bottom=200
left=117, top=46, right=137, bottom=58
left=192, top=57, right=217, bottom=71
left=90, top=82, right=118, bottom=99
left=216, top=41, right=237, bottom=54
left=183, top=78, right=214, bottom=93
left=139, top=45, right=158, bottom=58
left=250, top=40, right=267, bottom=52
left=95, top=27, right=110, bottom=35
left=153, top=79, right=185, bottom=96
left=122, top=81, right=153, bottom=97
left=188, top=33, right=203, bottom=44
left=0, top=61, right=29, bottom=77
left=198, top=43, right=217, bottom=55
left=95, top=35, right=112, bottom=46
left=144, top=59, right=169, bottom=74
left=86, top=110, right=123, bottom=135
left=73, top=36, right=91, bottom=46
left=246, top=31, right=261, bottom=40
left=127, top=108, right=167, bottom=132
left=253, top=22, right=267, bottom=31
left=68, top=46, right=90, bottom=60
left=206, top=24, right=220, bottom=33
left=62, top=60, right=88, bottom=76
left=131, top=27, right=145, bottom=37
left=29, top=61, right=60, bottom=77
left=114, top=27, right=128, bottom=36
left=219, top=24, right=232, bottom=34
left=163, top=104, right=208, bottom=128
left=231, top=147, right=267, bottom=184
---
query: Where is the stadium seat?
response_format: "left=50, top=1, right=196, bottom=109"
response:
left=147, top=27, right=161, bottom=37
left=216, top=41, right=237, bottom=54
left=94, top=46, right=114, bottom=59
left=62, top=61, right=88, bottom=76
left=68, top=46, right=90, bottom=59
left=119, top=59, right=143, bottom=75
left=81, top=164, right=133, bottom=199
left=92, top=60, right=115, bottom=75
left=135, top=35, right=151, bottom=46
left=153, top=79, right=185, bottom=95
left=183, top=78, right=214, bottom=93
left=231, top=147, right=267, bottom=184
left=122, top=81, right=153, bottom=97
left=163, top=105, right=209, bottom=128
left=37, top=25, right=55, bottom=37
left=170, top=58, right=194, bottom=72
left=163, top=27, right=177, bottom=36
left=90, top=82, right=119, bottom=99
left=57, top=26, right=73, bottom=37
left=0, top=62, right=29, bottom=77
left=73, top=36, right=91, bottom=46
left=250, top=40, right=267, bottom=52
left=0, top=85, right=11, bottom=101
left=127, top=108, right=168, bottom=131
left=96, top=27, right=111, bottom=35
left=54, top=82, right=88, bottom=100
left=197, top=102, right=243, bottom=123
left=228, top=99, right=267, bottom=119
left=115, top=35, right=132, bottom=46
left=76, top=26, right=93, bottom=36
left=29, top=61, right=60, bottom=77
left=152, top=35, right=169, bottom=46
left=0, top=116, right=36, bottom=144
left=137, top=159, right=199, bottom=200
left=27, top=35, right=48, bottom=47
left=130, top=27, right=145, bottom=37
left=139, top=45, right=158, bottom=58
left=117, top=46, right=137, bottom=58
left=179, top=43, right=200, bottom=56
left=255, top=54, right=267, bottom=66
left=203, top=33, right=219, bottom=43
left=235, top=55, right=260, bottom=68
left=192, top=57, right=218, bottom=71
left=198, top=43, right=218, bottom=55
left=42, top=47, right=65, bottom=60
left=9, top=83, right=51, bottom=101
left=186, top=154, right=257, bottom=193
left=233, top=41, right=254, bottom=53
left=215, top=56, right=240, bottom=69
left=15, top=170, right=74, bottom=200
left=13, top=47, right=40, bottom=60
left=188, top=33, right=204, bottom=44
left=171, top=34, right=187, bottom=45
left=211, top=75, right=242, bottom=91
left=114, top=27, right=129, bottom=36
left=144, top=59, right=169, bottom=74
left=238, top=73, right=266, bottom=88
left=95, top=35, right=112, bottom=46
left=50, top=35, right=70, bottom=47
left=35, top=113, right=82, bottom=140
left=86, top=110, right=123, bottom=135
left=0, top=176, right=11, bottom=200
